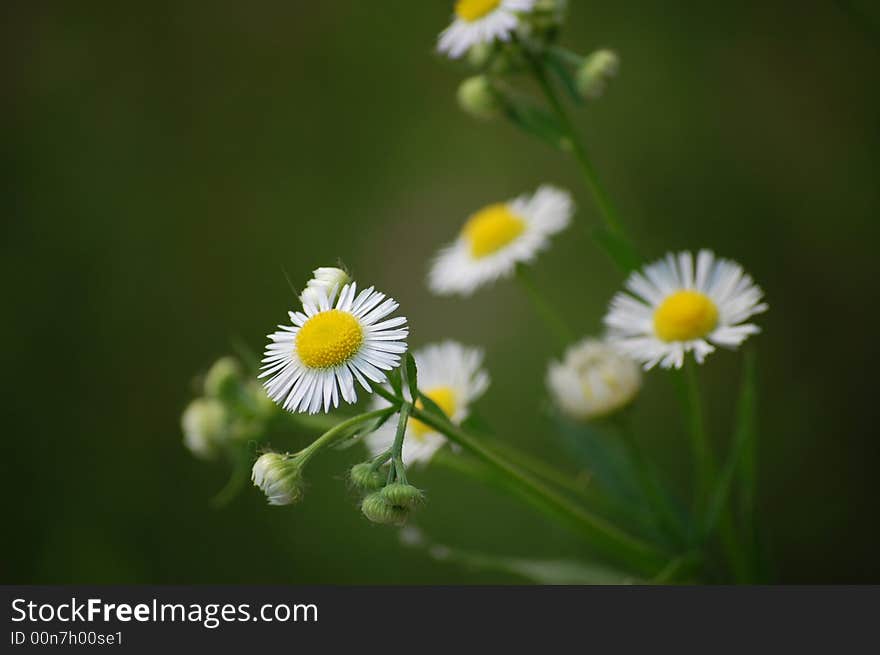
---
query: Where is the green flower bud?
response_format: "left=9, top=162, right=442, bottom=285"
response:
left=457, top=75, right=501, bottom=121
left=181, top=398, right=228, bottom=459
left=245, top=380, right=277, bottom=416
left=349, top=462, right=384, bottom=491
left=251, top=452, right=305, bottom=506
left=203, top=356, right=242, bottom=399
left=576, top=49, right=620, bottom=100
left=380, top=482, right=425, bottom=509
left=361, top=492, right=408, bottom=526
left=467, top=42, right=494, bottom=69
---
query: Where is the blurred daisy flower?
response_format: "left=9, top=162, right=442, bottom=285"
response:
left=604, top=250, right=768, bottom=370
left=366, top=341, right=490, bottom=466
left=438, top=0, right=536, bottom=59
left=428, top=185, right=573, bottom=296
left=546, top=338, right=641, bottom=421
left=260, top=282, right=408, bottom=414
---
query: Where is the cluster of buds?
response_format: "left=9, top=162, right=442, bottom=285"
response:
left=181, top=356, right=277, bottom=460
left=351, top=460, right=425, bottom=527
left=451, top=2, right=619, bottom=126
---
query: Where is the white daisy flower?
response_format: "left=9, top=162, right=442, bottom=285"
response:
left=365, top=341, right=490, bottom=467
left=604, top=250, right=768, bottom=370
left=300, top=267, right=351, bottom=308
left=438, top=0, right=536, bottom=60
left=546, top=338, right=642, bottom=421
left=259, top=282, right=409, bottom=414
left=428, top=185, right=573, bottom=296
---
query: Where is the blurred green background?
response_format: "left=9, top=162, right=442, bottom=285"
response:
left=4, top=1, right=879, bottom=583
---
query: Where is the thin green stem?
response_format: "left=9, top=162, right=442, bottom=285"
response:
left=514, top=264, right=574, bottom=347
left=299, top=408, right=393, bottom=462
left=409, top=405, right=668, bottom=576
left=522, top=45, right=641, bottom=271
left=675, top=359, right=715, bottom=514
left=615, top=417, right=687, bottom=547
left=390, top=403, right=411, bottom=484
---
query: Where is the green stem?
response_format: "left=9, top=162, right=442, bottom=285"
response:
left=674, top=361, right=749, bottom=581
left=524, top=47, right=641, bottom=271
left=514, top=264, right=574, bottom=347
left=390, top=403, right=411, bottom=484
left=299, top=408, right=393, bottom=462
left=409, top=405, right=668, bottom=576
left=675, top=359, right=714, bottom=514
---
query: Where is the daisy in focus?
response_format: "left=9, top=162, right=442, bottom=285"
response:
left=260, top=281, right=408, bottom=414
left=365, top=341, right=490, bottom=466
left=604, top=250, right=768, bottom=370
left=438, top=0, right=536, bottom=59
left=547, top=338, right=641, bottom=421
left=428, top=185, right=573, bottom=296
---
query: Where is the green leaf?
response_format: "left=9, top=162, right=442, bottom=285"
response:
left=386, top=368, right=402, bottom=396
left=591, top=226, right=641, bottom=272
left=545, top=50, right=583, bottom=106
left=418, top=392, right=451, bottom=426
left=501, top=95, right=569, bottom=150
left=703, top=351, right=758, bottom=537
left=405, top=353, right=419, bottom=402
left=429, top=545, right=640, bottom=584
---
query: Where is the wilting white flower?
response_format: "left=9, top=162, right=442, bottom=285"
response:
left=428, top=185, right=573, bottom=296
left=260, top=282, right=408, bottom=414
left=546, top=338, right=641, bottom=420
left=438, top=0, right=536, bottom=59
left=366, top=341, right=490, bottom=466
left=181, top=398, right=228, bottom=459
left=604, top=250, right=768, bottom=370
left=251, top=452, right=304, bottom=506
left=300, top=267, right=351, bottom=307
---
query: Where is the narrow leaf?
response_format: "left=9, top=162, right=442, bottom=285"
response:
left=405, top=353, right=419, bottom=402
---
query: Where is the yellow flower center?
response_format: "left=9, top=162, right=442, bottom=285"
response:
left=653, top=290, right=719, bottom=342
left=295, top=310, right=363, bottom=368
left=462, top=203, right=526, bottom=258
left=455, top=0, right=501, bottom=22
left=410, top=386, right=457, bottom=440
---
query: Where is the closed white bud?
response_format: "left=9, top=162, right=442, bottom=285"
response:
left=300, top=267, right=351, bottom=307
left=546, top=338, right=641, bottom=421
left=251, top=452, right=305, bottom=506
left=576, top=49, right=620, bottom=99
left=181, top=398, right=228, bottom=459
left=457, top=75, right=501, bottom=120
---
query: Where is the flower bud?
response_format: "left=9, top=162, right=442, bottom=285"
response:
left=251, top=452, right=305, bottom=506
left=546, top=338, right=641, bottom=421
left=203, top=356, right=242, bottom=399
left=380, top=482, right=425, bottom=509
left=576, top=49, right=619, bottom=100
left=349, top=462, right=385, bottom=491
left=457, top=75, right=501, bottom=120
left=467, top=42, right=494, bottom=69
left=361, top=492, right=408, bottom=526
left=245, top=380, right=277, bottom=416
left=181, top=398, right=228, bottom=459
left=300, top=267, right=351, bottom=307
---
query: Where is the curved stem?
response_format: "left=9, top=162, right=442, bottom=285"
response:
left=409, top=405, right=668, bottom=576
left=299, top=408, right=393, bottom=462
left=515, top=264, right=574, bottom=347
left=524, top=47, right=641, bottom=271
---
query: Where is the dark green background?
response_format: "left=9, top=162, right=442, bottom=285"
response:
left=4, top=1, right=879, bottom=583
